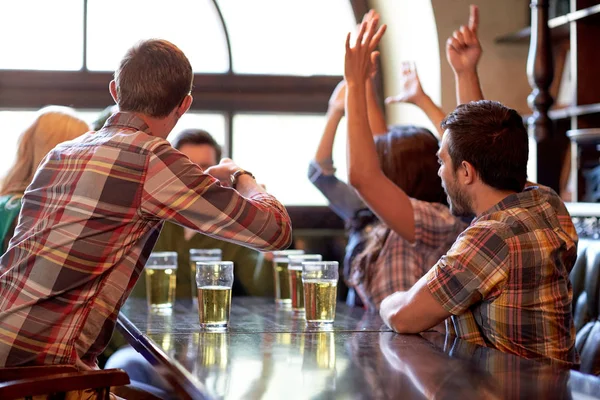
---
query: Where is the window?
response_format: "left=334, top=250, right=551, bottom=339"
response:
left=86, top=0, right=229, bottom=72
left=217, top=0, right=355, bottom=76
left=0, top=0, right=83, bottom=70
left=0, top=0, right=365, bottom=216
left=0, top=110, right=226, bottom=180
left=232, top=113, right=347, bottom=205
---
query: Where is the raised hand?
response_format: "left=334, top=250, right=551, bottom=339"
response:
left=446, top=5, right=481, bottom=74
left=385, top=61, right=426, bottom=105
left=328, top=80, right=346, bottom=114
left=344, top=13, right=387, bottom=86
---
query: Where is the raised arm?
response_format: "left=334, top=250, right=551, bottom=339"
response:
left=362, top=10, right=388, bottom=136
left=345, top=15, right=417, bottom=243
left=310, top=80, right=366, bottom=221
left=446, top=5, right=483, bottom=104
left=141, top=144, right=292, bottom=252
left=315, top=81, right=345, bottom=163
left=386, top=61, right=446, bottom=139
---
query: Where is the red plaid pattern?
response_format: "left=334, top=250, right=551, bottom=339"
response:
left=357, top=199, right=468, bottom=309
left=426, top=186, right=578, bottom=366
left=0, top=113, right=291, bottom=368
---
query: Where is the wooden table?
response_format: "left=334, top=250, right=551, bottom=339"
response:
left=117, top=297, right=600, bottom=399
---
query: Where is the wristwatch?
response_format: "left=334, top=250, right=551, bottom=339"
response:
left=230, top=169, right=255, bottom=189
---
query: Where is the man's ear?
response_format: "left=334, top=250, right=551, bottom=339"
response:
left=176, top=94, right=193, bottom=118
left=459, top=160, right=477, bottom=185
left=109, top=80, right=118, bottom=104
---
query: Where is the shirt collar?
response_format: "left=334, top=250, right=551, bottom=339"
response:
left=102, top=112, right=152, bottom=135
left=479, top=186, right=544, bottom=218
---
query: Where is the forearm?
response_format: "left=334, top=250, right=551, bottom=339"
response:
left=455, top=69, right=484, bottom=105
left=235, top=174, right=266, bottom=198
left=366, top=79, right=388, bottom=136
left=315, top=109, right=343, bottom=162
left=346, top=83, right=381, bottom=185
left=414, top=95, right=446, bottom=139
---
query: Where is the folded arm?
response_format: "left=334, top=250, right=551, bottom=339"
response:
left=141, top=143, right=292, bottom=252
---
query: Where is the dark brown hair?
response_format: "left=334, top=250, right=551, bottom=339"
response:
left=441, top=100, right=528, bottom=193
left=171, top=129, right=222, bottom=160
left=375, top=125, right=446, bottom=204
left=114, top=39, right=193, bottom=118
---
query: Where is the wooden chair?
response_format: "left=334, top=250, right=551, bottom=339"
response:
left=0, top=365, right=129, bottom=400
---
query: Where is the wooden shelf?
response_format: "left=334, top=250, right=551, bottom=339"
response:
left=523, top=103, right=600, bottom=121
left=495, top=4, right=600, bottom=44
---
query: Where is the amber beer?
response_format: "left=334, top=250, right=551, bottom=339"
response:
left=145, top=267, right=177, bottom=308
left=288, top=254, right=322, bottom=313
left=271, top=250, right=304, bottom=306
left=198, top=286, right=232, bottom=328
left=302, top=261, right=339, bottom=328
left=196, top=261, right=234, bottom=330
left=303, top=279, right=337, bottom=323
left=145, top=252, right=178, bottom=309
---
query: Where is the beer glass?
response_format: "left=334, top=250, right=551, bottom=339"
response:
left=190, top=249, right=222, bottom=299
left=196, top=261, right=234, bottom=330
left=145, top=252, right=178, bottom=310
left=302, top=261, right=339, bottom=328
left=272, top=249, right=305, bottom=306
left=288, top=254, right=322, bottom=314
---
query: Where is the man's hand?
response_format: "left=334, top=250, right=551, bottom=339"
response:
left=204, top=158, right=239, bottom=187
left=385, top=61, right=426, bottom=105
left=446, top=5, right=481, bottom=75
left=328, top=80, right=346, bottom=114
left=344, top=11, right=387, bottom=86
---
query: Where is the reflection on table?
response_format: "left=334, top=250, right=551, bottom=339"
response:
left=118, top=297, right=600, bottom=399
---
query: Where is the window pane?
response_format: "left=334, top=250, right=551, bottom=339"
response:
left=87, top=0, right=229, bottom=73
left=217, top=0, right=355, bottom=75
left=0, top=1, right=83, bottom=70
left=232, top=113, right=347, bottom=206
left=168, top=113, right=227, bottom=148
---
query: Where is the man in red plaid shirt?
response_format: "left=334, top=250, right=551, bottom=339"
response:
left=0, top=39, right=292, bottom=369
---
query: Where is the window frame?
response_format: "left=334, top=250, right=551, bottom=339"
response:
left=0, top=0, right=377, bottom=229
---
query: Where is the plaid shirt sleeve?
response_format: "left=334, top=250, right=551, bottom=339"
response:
left=425, top=224, right=510, bottom=315
left=141, top=141, right=292, bottom=252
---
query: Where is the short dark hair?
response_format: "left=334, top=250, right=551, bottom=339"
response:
left=171, top=129, right=222, bottom=160
left=114, top=39, right=193, bottom=118
left=441, top=100, right=528, bottom=193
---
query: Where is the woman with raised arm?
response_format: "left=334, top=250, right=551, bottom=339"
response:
left=342, top=12, right=468, bottom=311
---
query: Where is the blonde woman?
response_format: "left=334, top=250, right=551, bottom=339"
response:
left=0, top=106, right=90, bottom=253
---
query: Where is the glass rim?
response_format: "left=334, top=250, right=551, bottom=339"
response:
left=271, top=249, right=305, bottom=256
left=287, top=254, right=323, bottom=262
left=190, top=248, right=222, bottom=255
left=195, top=261, right=234, bottom=267
left=302, top=261, right=339, bottom=273
left=149, top=251, right=177, bottom=257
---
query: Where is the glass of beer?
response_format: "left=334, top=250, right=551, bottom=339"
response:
left=196, top=261, right=233, bottom=330
left=145, top=252, right=178, bottom=310
left=190, top=249, right=222, bottom=299
left=288, top=254, right=322, bottom=315
left=302, top=261, right=338, bottom=328
left=272, top=249, right=305, bottom=307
